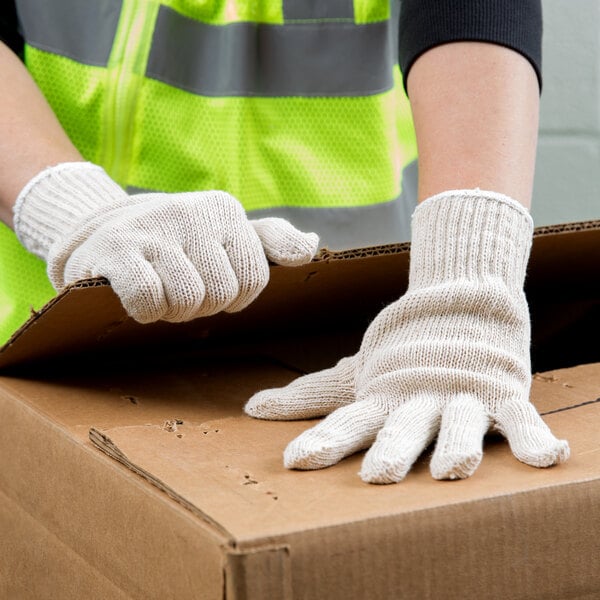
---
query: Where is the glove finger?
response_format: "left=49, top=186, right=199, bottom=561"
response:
left=429, top=394, right=491, bottom=481
left=495, top=398, right=570, bottom=468
left=186, top=241, right=243, bottom=316
left=92, top=253, right=171, bottom=324
left=360, top=395, right=439, bottom=484
left=144, top=248, right=210, bottom=322
left=221, top=225, right=270, bottom=314
left=251, top=218, right=319, bottom=266
left=245, top=356, right=357, bottom=420
left=283, top=398, right=388, bottom=470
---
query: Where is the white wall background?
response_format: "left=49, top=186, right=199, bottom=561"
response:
left=533, top=0, right=600, bottom=225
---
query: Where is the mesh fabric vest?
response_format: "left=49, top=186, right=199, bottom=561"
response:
left=0, top=0, right=417, bottom=344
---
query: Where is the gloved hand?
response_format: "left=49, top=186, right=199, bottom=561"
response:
left=245, top=190, right=570, bottom=483
left=13, top=162, right=318, bottom=322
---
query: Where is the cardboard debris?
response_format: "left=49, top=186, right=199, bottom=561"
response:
left=1, top=219, right=599, bottom=599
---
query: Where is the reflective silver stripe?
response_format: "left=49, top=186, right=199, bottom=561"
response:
left=283, top=0, right=354, bottom=21
left=248, top=196, right=414, bottom=250
left=247, top=161, right=418, bottom=249
left=15, top=0, right=122, bottom=66
left=146, top=6, right=393, bottom=97
left=128, top=161, right=418, bottom=250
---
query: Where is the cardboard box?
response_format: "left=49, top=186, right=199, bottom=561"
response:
left=1, top=219, right=599, bottom=599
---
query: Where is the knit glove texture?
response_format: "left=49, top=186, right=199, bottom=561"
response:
left=245, top=190, right=570, bottom=483
left=14, top=162, right=319, bottom=323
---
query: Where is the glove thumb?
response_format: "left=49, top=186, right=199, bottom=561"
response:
left=245, top=356, right=357, bottom=420
left=250, top=217, right=319, bottom=266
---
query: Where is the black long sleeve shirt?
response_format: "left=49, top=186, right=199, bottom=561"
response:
left=1, top=0, right=542, bottom=91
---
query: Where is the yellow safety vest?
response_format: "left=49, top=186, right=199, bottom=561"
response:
left=0, top=0, right=417, bottom=343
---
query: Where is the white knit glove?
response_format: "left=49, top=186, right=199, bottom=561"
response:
left=14, top=162, right=319, bottom=322
left=246, top=191, right=570, bottom=483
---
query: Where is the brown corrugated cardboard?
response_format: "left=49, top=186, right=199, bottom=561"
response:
left=1, top=219, right=598, bottom=373
left=1, top=358, right=599, bottom=599
left=1, top=220, right=599, bottom=599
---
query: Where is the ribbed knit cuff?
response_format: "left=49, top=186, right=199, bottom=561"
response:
left=409, top=190, right=534, bottom=291
left=13, top=162, right=129, bottom=261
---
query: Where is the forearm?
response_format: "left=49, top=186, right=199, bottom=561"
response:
left=407, top=41, right=540, bottom=208
left=0, top=41, right=82, bottom=227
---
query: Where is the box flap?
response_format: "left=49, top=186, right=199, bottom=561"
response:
left=1, top=220, right=598, bottom=371
left=0, top=244, right=410, bottom=371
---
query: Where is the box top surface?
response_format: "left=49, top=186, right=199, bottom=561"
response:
left=2, top=357, right=598, bottom=547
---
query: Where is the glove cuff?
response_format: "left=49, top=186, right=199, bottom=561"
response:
left=13, top=162, right=129, bottom=261
left=409, top=189, right=534, bottom=290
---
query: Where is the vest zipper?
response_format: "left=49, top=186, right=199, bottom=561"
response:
left=102, top=1, right=160, bottom=186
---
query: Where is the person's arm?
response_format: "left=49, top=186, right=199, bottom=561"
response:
left=408, top=41, right=539, bottom=208
left=0, top=40, right=318, bottom=323
left=244, top=10, right=569, bottom=482
left=0, top=40, right=83, bottom=226
left=397, top=0, right=543, bottom=208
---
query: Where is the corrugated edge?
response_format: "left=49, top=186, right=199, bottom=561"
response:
left=314, top=241, right=411, bottom=262
left=531, top=219, right=600, bottom=236
left=314, top=218, right=600, bottom=260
